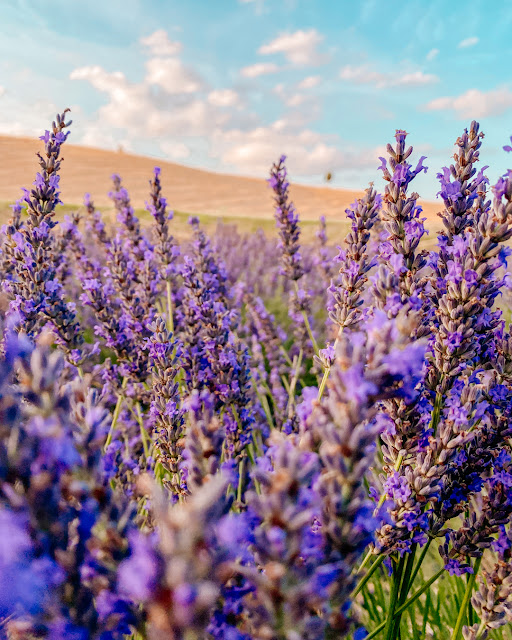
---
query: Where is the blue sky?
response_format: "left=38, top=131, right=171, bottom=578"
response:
left=1, top=0, right=511, bottom=198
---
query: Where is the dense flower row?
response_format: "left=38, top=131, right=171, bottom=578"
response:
left=0, top=111, right=511, bottom=640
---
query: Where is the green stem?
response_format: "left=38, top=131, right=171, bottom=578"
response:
left=104, top=377, right=128, bottom=450
left=280, top=346, right=294, bottom=368
left=422, top=590, right=431, bottom=637
left=236, top=458, right=245, bottom=507
left=359, top=454, right=404, bottom=547
left=467, top=571, right=475, bottom=627
left=253, top=381, right=275, bottom=430
left=398, top=568, right=444, bottom=615
left=390, top=545, right=418, bottom=640
left=408, top=607, right=420, bottom=640
left=166, top=280, right=174, bottom=333
left=293, top=281, right=319, bottom=356
left=430, top=388, right=444, bottom=435
left=408, top=538, right=432, bottom=590
left=353, top=454, right=405, bottom=580
left=316, top=330, right=342, bottom=402
left=451, top=556, right=482, bottom=640
left=317, top=366, right=330, bottom=401
left=286, top=348, right=303, bottom=415
left=352, top=555, right=385, bottom=598
left=302, top=310, right=319, bottom=355
left=135, top=401, right=150, bottom=459
left=383, top=556, right=406, bottom=640
left=365, top=567, right=445, bottom=640
left=357, top=549, right=375, bottom=575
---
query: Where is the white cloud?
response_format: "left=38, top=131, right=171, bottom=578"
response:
left=68, top=37, right=373, bottom=182
left=458, top=36, right=479, bottom=49
left=286, top=94, right=307, bottom=107
left=396, top=71, right=439, bottom=86
left=297, top=75, right=320, bottom=89
left=70, top=65, right=226, bottom=139
left=258, top=29, right=326, bottom=65
left=240, top=62, right=280, bottom=78
left=145, top=57, right=204, bottom=94
left=140, top=30, right=182, bottom=57
left=424, top=87, right=512, bottom=119
left=0, top=97, right=61, bottom=137
left=0, top=86, right=5, bottom=98
left=273, top=83, right=313, bottom=108
left=426, top=48, right=439, bottom=61
left=340, top=64, right=438, bottom=88
left=70, top=65, right=127, bottom=92
left=160, top=140, right=191, bottom=159
left=208, top=89, right=240, bottom=107
left=211, top=120, right=380, bottom=176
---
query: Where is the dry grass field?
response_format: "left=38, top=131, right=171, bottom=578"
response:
left=0, top=135, right=443, bottom=237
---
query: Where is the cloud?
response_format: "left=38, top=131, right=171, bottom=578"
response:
left=0, top=86, right=5, bottom=98
left=70, top=65, right=225, bottom=139
left=140, top=29, right=182, bottom=56
left=426, top=48, right=439, bottom=61
left=240, top=62, right=280, bottom=78
left=258, top=29, right=326, bottom=65
left=424, top=87, right=512, bottom=119
left=211, top=120, right=380, bottom=177
left=208, top=89, right=240, bottom=107
left=160, top=140, right=191, bottom=160
left=297, top=75, right=320, bottom=89
left=340, top=65, right=438, bottom=88
left=458, top=36, right=479, bottom=49
left=0, top=96, right=61, bottom=138
left=273, top=83, right=318, bottom=108
left=70, top=65, right=128, bottom=92
left=68, top=31, right=371, bottom=182
left=145, top=57, right=204, bottom=94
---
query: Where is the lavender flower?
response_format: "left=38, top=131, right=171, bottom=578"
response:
left=269, top=155, right=314, bottom=352
left=147, top=316, right=184, bottom=497
left=119, top=476, right=232, bottom=640
left=463, top=526, right=512, bottom=639
left=3, top=110, right=83, bottom=363
left=146, top=166, right=179, bottom=283
left=329, top=185, right=381, bottom=332
left=373, top=129, right=428, bottom=321
left=0, top=328, right=140, bottom=638
left=3, top=108, right=512, bottom=640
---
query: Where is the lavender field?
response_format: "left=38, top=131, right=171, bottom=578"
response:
left=1, top=109, right=512, bottom=640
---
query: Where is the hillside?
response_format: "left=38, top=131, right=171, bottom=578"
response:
left=0, top=135, right=441, bottom=222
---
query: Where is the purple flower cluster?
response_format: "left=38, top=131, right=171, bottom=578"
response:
left=269, top=155, right=315, bottom=353
left=1, top=109, right=512, bottom=640
left=2, top=110, right=83, bottom=363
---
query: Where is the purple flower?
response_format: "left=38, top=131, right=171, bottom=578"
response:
left=384, top=472, right=412, bottom=503
left=118, top=531, right=160, bottom=602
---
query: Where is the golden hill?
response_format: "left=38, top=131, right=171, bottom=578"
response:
left=0, top=135, right=441, bottom=222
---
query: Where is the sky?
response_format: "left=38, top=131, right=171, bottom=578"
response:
left=1, top=0, right=512, bottom=199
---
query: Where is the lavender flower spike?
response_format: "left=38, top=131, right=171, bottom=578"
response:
left=269, top=155, right=316, bottom=353
left=3, top=109, right=83, bottom=363
left=329, top=185, right=381, bottom=332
